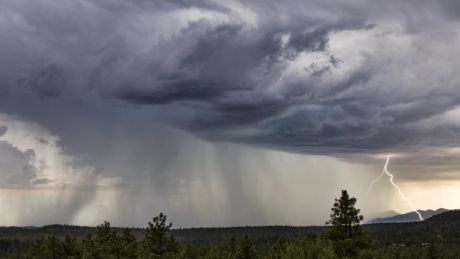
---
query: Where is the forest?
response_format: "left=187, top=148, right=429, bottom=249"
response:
left=0, top=190, right=458, bottom=258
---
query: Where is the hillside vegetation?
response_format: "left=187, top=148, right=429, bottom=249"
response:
left=0, top=194, right=458, bottom=258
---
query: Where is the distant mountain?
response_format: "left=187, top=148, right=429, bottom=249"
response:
left=367, top=208, right=449, bottom=224
left=366, top=210, right=399, bottom=220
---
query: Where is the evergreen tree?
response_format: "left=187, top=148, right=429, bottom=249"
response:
left=179, top=244, right=199, bottom=259
left=119, top=228, right=138, bottom=258
left=139, top=212, right=179, bottom=258
left=268, top=239, right=286, bottom=259
left=325, top=190, right=371, bottom=257
left=237, top=236, right=257, bottom=259
left=93, top=221, right=121, bottom=258
left=46, top=236, right=62, bottom=259
left=423, top=242, right=437, bottom=259
left=228, top=237, right=239, bottom=257
left=389, top=244, right=402, bottom=259
left=29, top=236, right=64, bottom=259
left=62, top=235, right=80, bottom=258
left=81, top=234, right=98, bottom=259
left=28, top=237, right=46, bottom=258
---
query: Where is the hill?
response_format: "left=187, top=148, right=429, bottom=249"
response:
left=366, top=210, right=399, bottom=220
left=367, top=208, right=448, bottom=224
left=1, top=210, right=460, bottom=257
left=0, top=209, right=458, bottom=244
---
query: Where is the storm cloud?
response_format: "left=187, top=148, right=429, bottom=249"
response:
left=1, top=0, right=460, bottom=156
left=1, top=0, right=460, bottom=226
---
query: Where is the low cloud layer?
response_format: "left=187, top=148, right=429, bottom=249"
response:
left=0, top=0, right=460, bottom=226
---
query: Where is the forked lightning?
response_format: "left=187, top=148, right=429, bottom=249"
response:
left=367, top=155, right=423, bottom=221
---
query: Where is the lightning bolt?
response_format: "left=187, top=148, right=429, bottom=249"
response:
left=367, top=155, right=424, bottom=221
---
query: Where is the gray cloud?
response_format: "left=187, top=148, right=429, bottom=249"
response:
left=0, top=142, right=38, bottom=188
left=0, top=0, right=460, bottom=226
left=0, top=0, right=459, bottom=165
left=0, top=126, right=7, bottom=136
left=17, top=60, right=67, bottom=98
left=1, top=0, right=460, bottom=164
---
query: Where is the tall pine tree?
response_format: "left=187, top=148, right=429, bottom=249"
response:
left=139, top=212, right=179, bottom=258
left=325, top=190, right=371, bottom=257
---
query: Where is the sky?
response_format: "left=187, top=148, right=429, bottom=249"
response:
left=1, top=0, right=460, bottom=227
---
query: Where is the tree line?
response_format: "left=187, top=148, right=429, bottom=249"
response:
left=0, top=190, right=443, bottom=258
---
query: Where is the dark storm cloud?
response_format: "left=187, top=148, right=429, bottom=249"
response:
left=1, top=0, right=460, bottom=227
left=109, top=21, right=314, bottom=105
left=112, top=19, right=370, bottom=131
left=17, top=60, right=67, bottom=98
left=92, top=0, right=229, bottom=13
left=1, top=0, right=460, bottom=169
left=117, top=80, right=223, bottom=105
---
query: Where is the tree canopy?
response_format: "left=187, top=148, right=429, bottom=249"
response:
left=325, top=190, right=371, bottom=257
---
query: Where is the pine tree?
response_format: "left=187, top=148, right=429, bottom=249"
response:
left=139, top=212, right=179, bottom=258
left=62, top=235, right=79, bottom=257
left=325, top=190, right=371, bottom=257
left=268, top=239, right=286, bottom=259
left=120, top=228, right=138, bottom=258
left=237, top=236, right=258, bottom=259
left=423, top=242, right=438, bottom=259
left=93, top=221, right=122, bottom=258
left=179, top=244, right=199, bottom=259
left=29, top=237, right=46, bottom=258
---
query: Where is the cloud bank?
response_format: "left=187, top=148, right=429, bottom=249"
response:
left=0, top=0, right=460, bottom=226
left=1, top=0, right=460, bottom=156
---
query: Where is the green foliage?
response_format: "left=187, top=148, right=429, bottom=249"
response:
left=178, top=244, right=199, bottom=259
left=267, top=239, right=286, bottom=259
left=237, top=236, right=258, bottom=259
left=80, top=234, right=97, bottom=258
left=120, top=228, right=138, bottom=258
left=325, top=190, right=371, bottom=258
left=266, top=238, right=336, bottom=259
left=62, top=235, right=80, bottom=258
left=139, top=212, right=179, bottom=258
left=2, top=203, right=460, bottom=258
left=423, top=242, right=438, bottom=259
left=28, top=236, right=68, bottom=258
left=326, top=190, right=364, bottom=239
left=388, top=244, right=402, bottom=259
left=93, top=221, right=121, bottom=257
